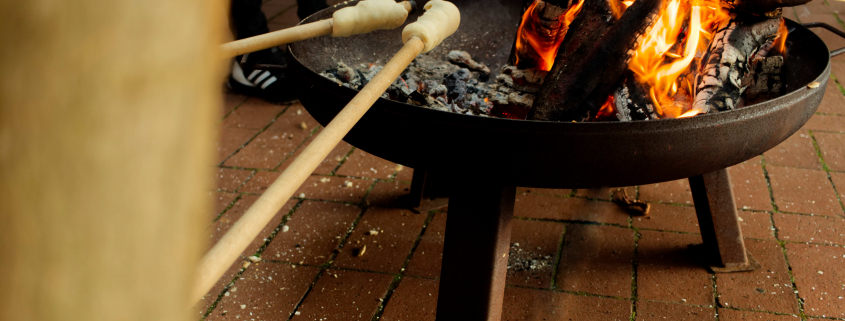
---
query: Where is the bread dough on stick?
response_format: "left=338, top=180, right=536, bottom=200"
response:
left=332, top=0, right=410, bottom=37
left=402, top=0, right=460, bottom=53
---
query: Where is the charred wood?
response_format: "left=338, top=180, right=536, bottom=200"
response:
left=693, top=15, right=781, bottom=113
left=742, top=55, right=784, bottom=103
left=537, top=0, right=615, bottom=82
left=530, top=0, right=663, bottom=121
left=613, top=72, right=659, bottom=121
left=509, top=0, right=582, bottom=69
left=447, top=50, right=491, bottom=76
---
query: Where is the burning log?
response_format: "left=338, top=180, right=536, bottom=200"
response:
left=614, top=71, right=660, bottom=121
left=721, top=0, right=810, bottom=16
left=511, top=0, right=584, bottom=71
left=693, top=15, right=781, bottom=113
left=529, top=0, right=664, bottom=121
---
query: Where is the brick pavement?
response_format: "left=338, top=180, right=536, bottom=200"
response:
left=196, top=0, right=845, bottom=319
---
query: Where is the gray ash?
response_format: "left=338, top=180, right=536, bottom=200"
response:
left=320, top=50, right=546, bottom=119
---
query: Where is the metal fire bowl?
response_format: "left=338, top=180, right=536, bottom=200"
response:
left=288, top=0, right=833, bottom=188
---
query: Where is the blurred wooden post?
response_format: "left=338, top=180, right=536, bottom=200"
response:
left=0, top=0, right=226, bottom=320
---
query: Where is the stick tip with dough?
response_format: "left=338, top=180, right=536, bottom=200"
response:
left=402, top=0, right=461, bottom=53
left=332, top=0, right=411, bottom=37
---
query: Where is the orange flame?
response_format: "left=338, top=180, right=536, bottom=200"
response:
left=774, top=18, right=789, bottom=56
left=628, top=0, right=729, bottom=118
left=596, top=95, right=617, bottom=120
left=515, top=0, right=585, bottom=71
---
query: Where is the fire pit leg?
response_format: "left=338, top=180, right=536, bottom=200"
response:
left=435, top=184, right=515, bottom=321
left=403, top=170, right=449, bottom=213
left=688, top=169, right=761, bottom=272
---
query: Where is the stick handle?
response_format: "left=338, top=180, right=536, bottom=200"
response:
left=219, top=1, right=415, bottom=59
left=191, top=37, right=425, bottom=303
left=220, top=19, right=334, bottom=58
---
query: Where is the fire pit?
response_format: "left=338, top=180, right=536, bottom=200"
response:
left=288, top=0, right=843, bottom=319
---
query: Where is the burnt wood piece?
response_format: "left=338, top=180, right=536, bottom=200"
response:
left=693, top=15, right=781, bottom=113
left=742, top=55, right=784, bottom=103
left=614, top=71, right=659, bottom=121
left=509, top=0, right=579, bottom=68
left=530, top=0, right=663, bottom=121
left=722, top=0, right=809, bottom=16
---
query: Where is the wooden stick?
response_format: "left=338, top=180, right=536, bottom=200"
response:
left=219, top=1, right=415, bottom=58
left=191, top=37, right=425, bottom=303
left=220, top=19, right=334, bottom=58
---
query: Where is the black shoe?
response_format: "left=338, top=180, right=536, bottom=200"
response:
left=228, top=47, right=296, bottom=104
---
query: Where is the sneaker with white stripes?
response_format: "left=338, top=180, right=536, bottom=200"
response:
left=228, top=47, right=295, bottom=103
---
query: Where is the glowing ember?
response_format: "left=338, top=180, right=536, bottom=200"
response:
left=628, top=0, right=730, bottom=118
left=596, top=95, right=618, bottom=120
left=515, top=0, right=584, bottom=71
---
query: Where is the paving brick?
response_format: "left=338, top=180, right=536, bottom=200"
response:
left=555, top=224, right=634, bottom=298
left=194, top=261, right=246, bottom=318
left=261, top=0, right=297, bottom=20
left=729, top=158, right=773, bottom=211
left=737, top=211, right=777, bottom=240
left=638, top=230, right=714, bottom=305
left=335, top=148, right=399, bottom=180
left=633, top=203, right=700, bottom=234
left=379, top=277, right=438, bottom=321
left=575, top=187, right=613, bottom=200
left=717, top=309, right=799, bottom=320
left=241, top=172, right=372, bottom=202
left=220, top=99, right=284, bottom=130
left=803, top=114, right=845, bottom=133
left=216, top=126, right=260, bottom=163
left=502, top=287, right=632, bottom=321
left=223, top=127, right=303, bottom=169
left=291, top=269, right=393, bottom=321
left=367, top=180, right=412, bottom=208
left=334, top=207, right=428, bottom=273
left=206, top=263, right=320, bottom=321
left=405, top=212, right=446, bottom=279
left=263, top=201, right=361, bottom=265
left=520, top=187, right=573, bottom=197
left=785, top=243, right=845, bottom=318
left=817, top=78, right=845, bottom=115
left=764, top=131, right=823, bottom=170
left=205, top=195, right=297, bottom=256
left=831, top=172, right=845, bottom=215
left=515, top=193, right=630, bottom=225
left=775, top=213, right=845, bottom=244
left=715, top=239, right=799, bottom=314
left=215, top=168, right=253, bottom=191
left=815, top=132, right=845, bottom=171
left=767, top=166, right=841, bottom=215
left=224, top=105, right=320, bottom=169
left=297, top=175, right=373, bottom=202
left=212, top=192, right=239, bottom=219
left=268, top=5, right=301, bottom=31
left=223, top=93, right=250, bottom=117
left=640, top=179, right=694, bottom=205
left=635, top=301, right=714, bottom=321
left=393, top=165, right=413, bottom=183
left=265, top=103, right=320, bottom=136
left=278, top=137, right=352, bottom=174
left=506, top=219, right=565, bottom=289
